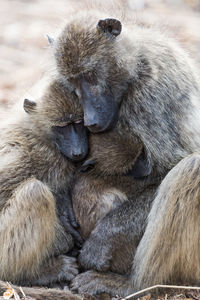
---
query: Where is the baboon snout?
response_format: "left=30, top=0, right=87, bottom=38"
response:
left=84, top=115, right=97, bottom=128
left=83, top=112, right=102, bottom=133
left=71, top=151, right=86, bottom=162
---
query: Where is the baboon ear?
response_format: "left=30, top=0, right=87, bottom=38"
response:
left=129, top=149, right=152, bottom=178
left=97, top=18, right=122, bottom=37
left=46, top=34, right=54, bottom=45
left=23, top=99, right=37, bottom=114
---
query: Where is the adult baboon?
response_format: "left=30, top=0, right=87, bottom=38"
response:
left=51, top=12, right=200, bottom=296
left=0, top=79, right=88, bottom=286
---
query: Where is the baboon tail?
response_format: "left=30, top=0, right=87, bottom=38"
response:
left=0, top=280, right=82, bottom=300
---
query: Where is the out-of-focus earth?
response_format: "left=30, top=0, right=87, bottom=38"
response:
left=1, top=0, right=200, bottom=112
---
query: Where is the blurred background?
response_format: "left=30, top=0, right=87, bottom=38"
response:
left=1, top=0, right=200, bottom=112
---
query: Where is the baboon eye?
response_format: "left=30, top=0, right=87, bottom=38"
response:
left=52, top=125, right=69, bottom=136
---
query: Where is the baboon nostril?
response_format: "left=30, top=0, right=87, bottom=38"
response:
left=71, top=152, right=85, bottom=162
left=84, top=115, right=98, bottom=128
left=73, top=153, right=82, bottom=158
left=84, top=121, right=98, bottom=128
left=88, top=124, right=98, bottom=129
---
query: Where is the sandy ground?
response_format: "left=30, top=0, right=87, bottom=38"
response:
left=0, top=0, right=200, bottom=111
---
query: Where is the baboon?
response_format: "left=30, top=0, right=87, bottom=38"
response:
left=72, top=128, right=160, bottom=276
left=50, top=11, right=200, bottom=296
left=0, top=79, right=88, bottom=287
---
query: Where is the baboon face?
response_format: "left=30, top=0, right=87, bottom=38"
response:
left=23, top=81, right=89, bottom=162
left=54, top=18, right=129, bottom=133
left=52, top=121, right=88, bottom=161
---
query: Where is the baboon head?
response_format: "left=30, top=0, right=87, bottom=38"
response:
left=23, top=80, right=88, bottom=162
left=80, top=130, right=152, bottom=178
left=53, top=17, right=130, bottom=133
left=48, top=12, right=200, bottom=174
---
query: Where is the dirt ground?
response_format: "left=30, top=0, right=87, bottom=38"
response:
left=0, top=0, right=200, bottom=299
left=1, top=0, right=200, bottom=111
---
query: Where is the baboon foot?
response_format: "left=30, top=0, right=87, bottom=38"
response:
left=31, top=255, right=79, bottom=286
left=71, top=270, right=130, bottom=297
left=79, top=236, right=112, bottom=272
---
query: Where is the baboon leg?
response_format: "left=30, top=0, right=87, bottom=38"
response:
left=0, top=178, right=76, bottom=285
left=78, top=201, right=143, bottom=273
left=78, top=185, right=155, bottom=274
left=0, top=280, right=81, bottom=300
left=133, top=153, right=200, bottom=290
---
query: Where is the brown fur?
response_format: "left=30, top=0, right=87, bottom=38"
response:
left=72, top=153, right=200, bottom=297
left=0, top=79, right=83, bottom=287
left=73, top=130, right=144, bottom=241
left=52, top=10, right=200, bottom=297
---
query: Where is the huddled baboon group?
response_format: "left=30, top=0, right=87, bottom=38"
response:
left=0, top=6, right=200, bottom=300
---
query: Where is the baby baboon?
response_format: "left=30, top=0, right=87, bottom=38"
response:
left=51, top=11, right=200, bottom=296
left=0, top=79, right=88, bottom=287
left=72, top=153, right=200, bottom=297
left=72, top=129, right=160, bottom=275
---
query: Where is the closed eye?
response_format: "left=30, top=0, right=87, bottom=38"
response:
left=74, top=119, right=83, bottom=124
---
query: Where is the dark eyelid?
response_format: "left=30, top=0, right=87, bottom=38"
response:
left=55, top=122, right=71, bottom=128
left=74, top=119, right=83, bottom=124
left=53, top=118, right=83, bottom=127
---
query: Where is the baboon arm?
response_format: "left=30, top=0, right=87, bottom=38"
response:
left=0, top=280, right=82, bottom=300
left=55, top=190, right=83, bottom=246
left=0, top=178, right=74, bottom=285
left=133, top=153, right=200, bottom=290
left=79, top=199, right=149, bottom=273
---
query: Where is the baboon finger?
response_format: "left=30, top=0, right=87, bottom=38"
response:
left=80, top=159, right=95, bottom=172
left=67, top=205, right=79, bottom=228
left=60, top=216, right=84, bottom=247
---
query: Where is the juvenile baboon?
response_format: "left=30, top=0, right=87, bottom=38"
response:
left=50, top=11, right=200, bottom=296
left=72, top=128, right=160, bottom=276
left=72, top=153, right=200, bottom=297
left=0, top=79, right=88, bottom=287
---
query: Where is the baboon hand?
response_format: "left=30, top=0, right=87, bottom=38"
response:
left=59, top=213, right=83, bottom=248
left=79, top=232, right=112, bottom=271
left=31, top=255, right=79, bottom=286
left=56, top=192, right=84, bottom=247
left=80, top=159, right=95, bottom=172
